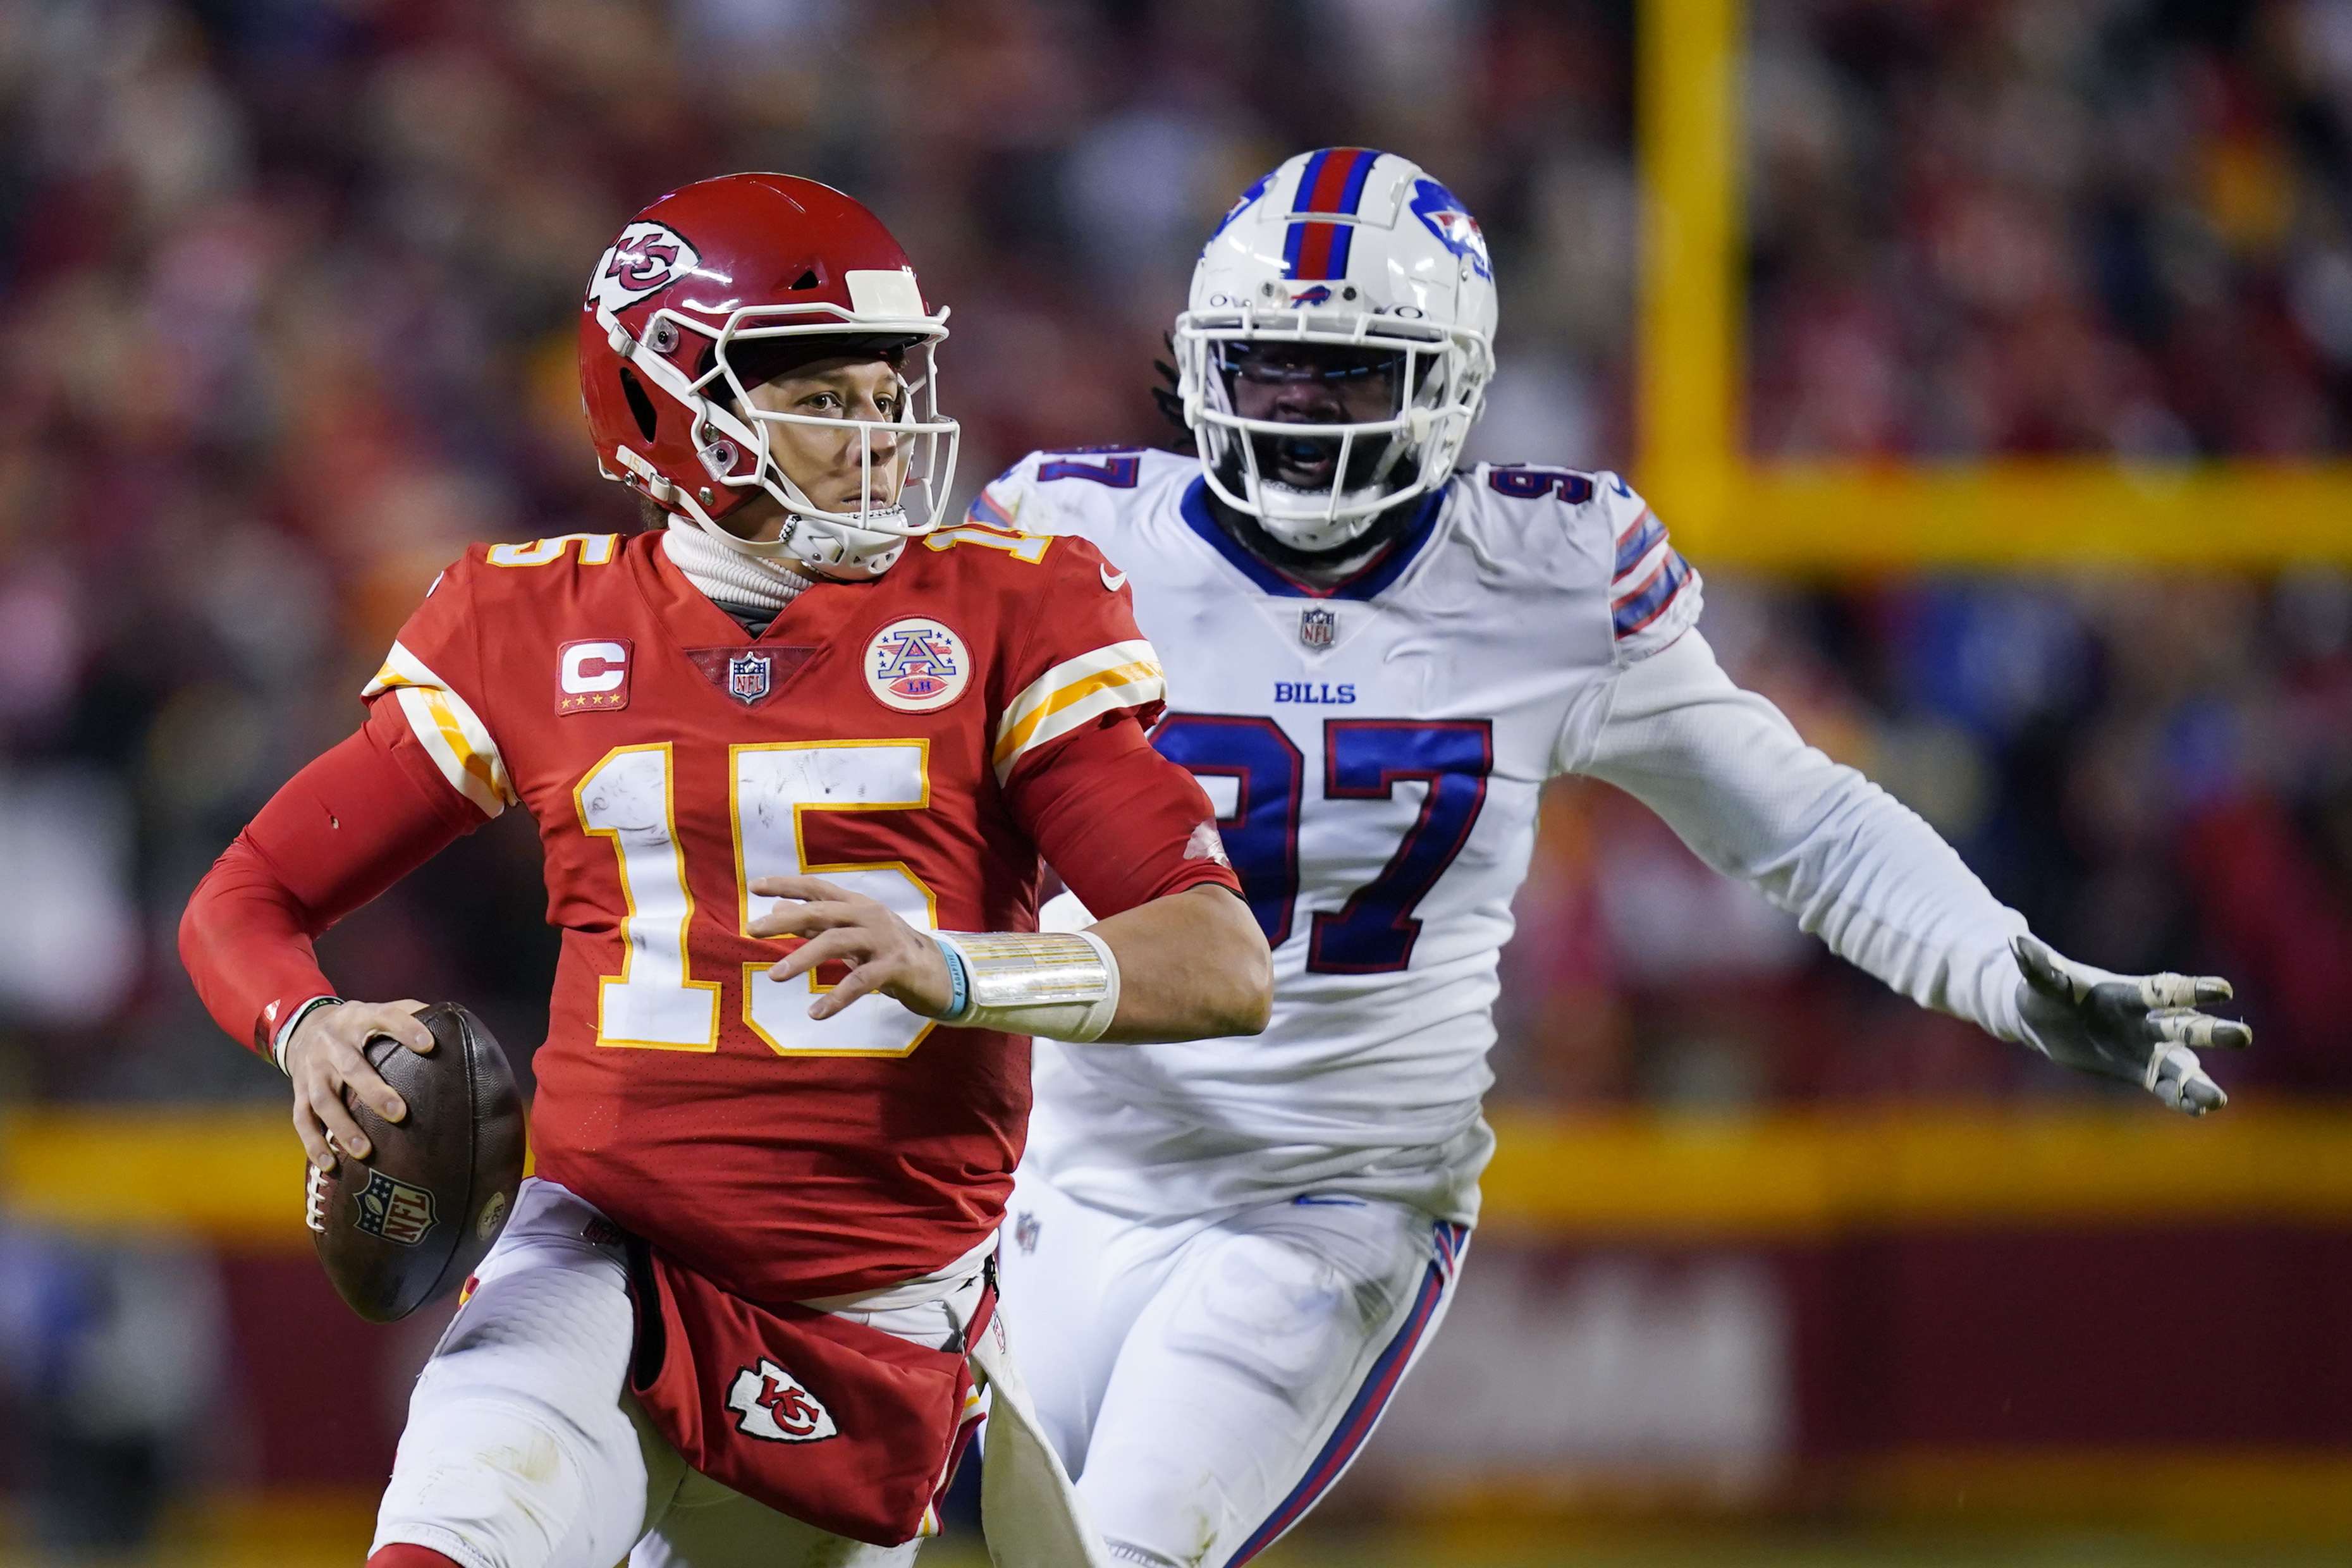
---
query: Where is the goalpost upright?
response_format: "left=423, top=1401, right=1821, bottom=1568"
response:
left=1634, top=0, right=2352, bottom=568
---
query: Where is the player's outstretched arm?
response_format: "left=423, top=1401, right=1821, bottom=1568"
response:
left=752, top=876, right=1271, bottom=1044
left=1576, top=629, right=2250, bottom=1113
left=2012, top=936, right=2250, bottom=1115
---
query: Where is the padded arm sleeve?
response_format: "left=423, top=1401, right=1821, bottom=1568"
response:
left=1573, top=630, right=2029, bottom=1041
left=1005, top=715, right=1243, bottom=920
left=178, top=699, right=488, bottom=1057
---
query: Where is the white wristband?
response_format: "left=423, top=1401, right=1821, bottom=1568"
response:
left=931, top=930, right=1120, bottom=1043
left=273, top=995, right=343, bottom=1075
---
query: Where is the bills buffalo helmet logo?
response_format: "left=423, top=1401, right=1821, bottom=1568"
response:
left=1409, top=180, right=1491, bottom=281
left=587, top=221, right=702, bottom=314
left=1213, top=171, right=1274, bottom=239
left=726, top=1359, right=840, bottom=1443
left=1289, top=284, right=1335, bottom=308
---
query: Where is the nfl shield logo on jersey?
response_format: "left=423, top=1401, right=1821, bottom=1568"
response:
left=726, top=1359, right=840, bottom=1443
left=727, top=651, right=771, bottom=705
left=1299, top=607, right=1337, bottom=649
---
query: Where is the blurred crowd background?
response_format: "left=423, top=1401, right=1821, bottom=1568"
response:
left=1, top=0, right=2349, bottom=1557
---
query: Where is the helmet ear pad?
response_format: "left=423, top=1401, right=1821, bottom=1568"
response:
left=578, top=305, right=765, bottom=526
left=619, top=369, right=660, bottom=442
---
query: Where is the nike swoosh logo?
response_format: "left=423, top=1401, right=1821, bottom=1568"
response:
left=1100, top=563, right=1129, bottom=592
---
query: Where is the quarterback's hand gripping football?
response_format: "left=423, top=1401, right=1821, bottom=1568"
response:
left=284, top=999, right=436, bottom=1171
left=750, top=876, right=955, bottom=1020
left=2012, top=936, right=2250, bottom=1116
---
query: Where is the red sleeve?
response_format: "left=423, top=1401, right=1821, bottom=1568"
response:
left=1005, top=713, right=1242, bottom=919
left=178, top=700, right=488, bottom=1057
left=986, top=533, right=1170, bottom=783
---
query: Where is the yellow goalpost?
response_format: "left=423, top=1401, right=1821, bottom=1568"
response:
left=1634, top=0, right=2352, bottom=568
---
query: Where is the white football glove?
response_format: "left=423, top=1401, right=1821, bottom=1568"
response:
left=2012, top=936, right=2251, bottom=1116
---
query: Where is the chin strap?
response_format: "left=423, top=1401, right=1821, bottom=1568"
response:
left=1201, top=478, right=1421, bottom=582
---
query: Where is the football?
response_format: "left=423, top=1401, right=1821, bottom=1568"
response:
left=305, top=1001, right=527, bottom=1323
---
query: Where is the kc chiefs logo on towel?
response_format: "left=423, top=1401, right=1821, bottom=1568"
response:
left=726, top=1359, right=840, bottom=1443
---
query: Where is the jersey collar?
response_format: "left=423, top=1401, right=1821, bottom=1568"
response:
left=1179, top=476, right=1445, bottom=601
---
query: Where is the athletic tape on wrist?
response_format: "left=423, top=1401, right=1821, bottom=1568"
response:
left=273, top=995, right=345, bottom=1075
left=931, top=930, right=1120, bottom=1043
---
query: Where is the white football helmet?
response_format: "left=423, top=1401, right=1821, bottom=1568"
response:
left=1175, top=148, right=1497, bottom=553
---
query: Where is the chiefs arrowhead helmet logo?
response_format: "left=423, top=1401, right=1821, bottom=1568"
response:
left=587, top=221, right=702, bottom=315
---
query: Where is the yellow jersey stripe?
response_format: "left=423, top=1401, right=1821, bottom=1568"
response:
left=992, top=640, right=1165, bottom=781
left=365, top=641, right=515, bottom=816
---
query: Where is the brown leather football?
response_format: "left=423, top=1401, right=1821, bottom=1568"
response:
left=306, top=1001, right=527, bottom=1323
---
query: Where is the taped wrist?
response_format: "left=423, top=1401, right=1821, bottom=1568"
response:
left=930, top=931, right=1120, bottom=1043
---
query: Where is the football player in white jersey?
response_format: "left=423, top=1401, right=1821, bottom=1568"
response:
left=977, top=147, right=2251, bottom=1568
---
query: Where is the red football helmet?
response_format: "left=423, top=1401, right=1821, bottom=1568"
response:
left=578, top=173, right=958, bottom=577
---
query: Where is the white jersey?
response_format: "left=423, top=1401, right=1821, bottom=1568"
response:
left=977, top=448, right=2030, bottom=1227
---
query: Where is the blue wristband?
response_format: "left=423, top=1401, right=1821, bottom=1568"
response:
left=933, top=936, right=969, bottom=1020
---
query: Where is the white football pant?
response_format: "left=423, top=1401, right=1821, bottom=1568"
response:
left=998, top=1161, right=1467, bottom=1568
left=372, top=1178, right=967, bottom=1568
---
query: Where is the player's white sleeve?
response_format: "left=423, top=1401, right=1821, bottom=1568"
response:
left=1572, top=629, right=2028, bottom=1041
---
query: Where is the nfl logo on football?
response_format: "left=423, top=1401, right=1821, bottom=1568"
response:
left=1299, top=607, right=1337, bottom=649
left=354, top=1168, right=438, bottom=1247
left=727, top=651, right=770, bottom=705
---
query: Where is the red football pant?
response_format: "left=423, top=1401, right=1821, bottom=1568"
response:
left=368, top=1547, right=462, bottom=1568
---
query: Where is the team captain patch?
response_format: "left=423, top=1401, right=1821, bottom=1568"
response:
left=865, top=617, right=970, bottom=713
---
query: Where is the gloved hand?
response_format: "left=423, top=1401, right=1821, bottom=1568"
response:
left=2012, top=936, right=2251, bottom=1115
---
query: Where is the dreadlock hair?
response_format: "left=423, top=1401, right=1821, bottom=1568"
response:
left=1149, top=334, right=1197, bottom=456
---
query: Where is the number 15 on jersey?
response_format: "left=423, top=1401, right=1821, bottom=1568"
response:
left=576, top=741, right=939, bottom=1058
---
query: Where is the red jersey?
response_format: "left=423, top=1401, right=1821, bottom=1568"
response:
left=340, top=525, right=1229, bottom=1301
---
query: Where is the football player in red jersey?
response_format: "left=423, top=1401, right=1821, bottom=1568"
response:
left=180, top=175, right=1271, bottom=1568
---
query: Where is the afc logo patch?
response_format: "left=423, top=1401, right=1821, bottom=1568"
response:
left=557, top=639, right=632, bottom=714
left=865, top=618, right=970, bottom=713
left=726, top=1359, right=840, bottom=1443
left=1299, top=606, right=1337, bottom=649
left=353, top=1168, right=438, bottom=1247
